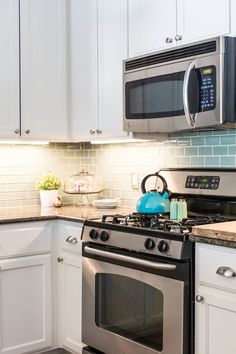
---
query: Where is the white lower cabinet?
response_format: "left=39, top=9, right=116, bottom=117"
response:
left=57, top=221, right=83, bottom=353
left=195, top=243, right=236, bottom=354
left=58, top=252, right=82, bottom=353
left=0, top=254, right=52, bottom=354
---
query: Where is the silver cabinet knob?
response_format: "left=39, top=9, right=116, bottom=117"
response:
left=66, top=235, right=78, bottom=244
left=25, top=129, right=30, bottom=134
left=165, top=37, right=173, bottom=44
left=14, top=129, right=20, bottom=134
left=90, top=129, right=95, bottom=135
left=175, top=34, right=183, bottom=41
left=195, top=295, right=204, bottom=303
left=57, top=257, right=64, bottom=263
left=96, top=129, right=102, bottom=134
left=216, top=266, right=236, bottom=278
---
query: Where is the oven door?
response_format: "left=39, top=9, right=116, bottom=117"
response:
left=82, top=245, right=188, bottom=354
left=123, top=53, right=221, bottom=133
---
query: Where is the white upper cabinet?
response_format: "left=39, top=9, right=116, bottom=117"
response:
left=97, top=0, right=128, bottom=139
left=128, top=0, right=177, bottom=57
left=20, top=0, right=68, bottom=140
left=128, top=0, right=231, bottom=57
left=0, top=0, right=20, bottom=138
left=70, top=0, right=98, bottom=141
left=177, top=0, right=230, bottom=45
left=70, top=0, right=129, bottom=141
left=0, top=0, right=68, bottom=141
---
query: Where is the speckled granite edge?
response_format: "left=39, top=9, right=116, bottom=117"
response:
left=0, top=205, right=132, bottom=225
left=189, top=234, right=236, bottom=248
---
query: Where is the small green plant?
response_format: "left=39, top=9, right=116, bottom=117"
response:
left=37, top=172, right=62, bottom=190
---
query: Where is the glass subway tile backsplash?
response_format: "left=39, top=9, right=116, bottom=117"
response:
left=0, top=128, right=236, bottom=208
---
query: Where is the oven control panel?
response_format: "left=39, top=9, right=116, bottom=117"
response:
left=82, top=225, right=184, bottom=259
left=185, top=175, right=220, bottom=190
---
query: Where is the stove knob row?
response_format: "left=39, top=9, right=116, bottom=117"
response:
left=144, top=238, right=169, bottom=253
left=89, top=229, right=109, bottom=242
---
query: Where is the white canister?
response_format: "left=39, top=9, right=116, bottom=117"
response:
left=39, top=190, right=58, bottom=207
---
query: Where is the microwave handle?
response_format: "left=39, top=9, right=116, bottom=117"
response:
left=183, top=60, right=197, bottom=127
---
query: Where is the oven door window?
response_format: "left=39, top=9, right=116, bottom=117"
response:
left=95, top=274, right=164, bottom=351
left=125, top=72, right=185, bottom=119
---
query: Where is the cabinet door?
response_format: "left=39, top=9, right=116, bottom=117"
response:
left=20, top=0, right=68, bottom=140
left=0, top=254, right=52, bottom=354
left=177, top=0, right=230, bottom=45
left=58, top=252, right=82, bottom=353
left=97, top=0, right=129, bottom=139
left=128, top=0, right=177, bottom=57
left=0, top=0, right=20, bottom=139
left=195, top=287, right=236, bottom=354
left=70, top=0, right=98, bottom=141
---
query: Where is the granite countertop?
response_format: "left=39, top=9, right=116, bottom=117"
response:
left=0, top=205, right=133, bottom=224
left=191, top=221, right=236, bottom=248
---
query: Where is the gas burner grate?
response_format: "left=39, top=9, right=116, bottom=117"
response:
left=101, top=212, right=232, bottom=235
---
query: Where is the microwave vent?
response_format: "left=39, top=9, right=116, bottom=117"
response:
left=125, top=41, right=217, bottom=71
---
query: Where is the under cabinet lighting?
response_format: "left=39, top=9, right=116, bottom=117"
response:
left=90, top=138, right=150, bottom=145
left=0, top=140, right=49, bottom=145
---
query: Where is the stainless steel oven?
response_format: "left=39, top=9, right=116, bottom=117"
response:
left=82, top=230, right=193, bottom=354
left=123, top=36, right=236, bottom=133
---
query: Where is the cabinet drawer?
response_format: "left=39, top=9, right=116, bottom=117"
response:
left=196, top=243, right=236, bottom=291
left=58, top=223, right=82, bottom=255
left=0, top=222, right=52, bottom=258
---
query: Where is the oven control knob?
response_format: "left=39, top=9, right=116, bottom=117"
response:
left=144, top=238, right=156, bottom=250
left=89, top=228, right=99, bottom=240
left=100, top=230, right=109, bottom=242
left=158, top=240, right=169, bottom=253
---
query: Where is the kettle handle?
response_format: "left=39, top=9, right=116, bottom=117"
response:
left=141, top=173, right=168, bottom=195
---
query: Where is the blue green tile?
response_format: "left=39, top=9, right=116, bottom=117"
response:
left=205, top=136, right=220, bottom=145
left=191, top=157, right=204, bottom=166
left=229, top=146, right=236, bottom=155
left=205, top=156, right=219, bottom=166
left=220, top=156, right=235, bottom=166
left=221, top=135, right=236, bottom=145
left=213, top=146, right=228, bottom=155
left=199, top=147, right=212, bottom=155
left=191, top=137, right=204, bottom=146
left=184, top=147, right=198, bottom=155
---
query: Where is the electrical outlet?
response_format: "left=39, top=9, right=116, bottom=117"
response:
left=131, top=173, right=139, bottom=190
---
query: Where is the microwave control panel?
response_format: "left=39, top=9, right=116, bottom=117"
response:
left=199, top=66, right=216, bottom=112
left=185, top=175, right=220, bottom=190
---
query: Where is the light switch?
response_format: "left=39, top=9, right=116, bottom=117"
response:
left=131, top=173, right=139, bottom=190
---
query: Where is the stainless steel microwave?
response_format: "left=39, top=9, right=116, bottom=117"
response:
left=123, top=36, right=236, bottom=134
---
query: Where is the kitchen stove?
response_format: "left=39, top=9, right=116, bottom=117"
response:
left=81, top=168, right=236, bottom=354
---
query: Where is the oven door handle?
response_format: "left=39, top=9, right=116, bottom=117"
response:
left=183, top=60, right=197, bottom=127
left=84, top=246, right=176, bottom=271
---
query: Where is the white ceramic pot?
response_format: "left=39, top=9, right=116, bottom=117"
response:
left=39, top=190, right=58, bottom=207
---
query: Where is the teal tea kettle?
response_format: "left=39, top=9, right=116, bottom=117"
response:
left=136, top=172, right=170, bottom=214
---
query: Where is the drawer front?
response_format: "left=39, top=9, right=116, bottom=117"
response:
left=0, top=222, right=52, bottom=258
left=196, top=243, right=236, bottom=291
left=59, top=223, right=82, bottom=255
